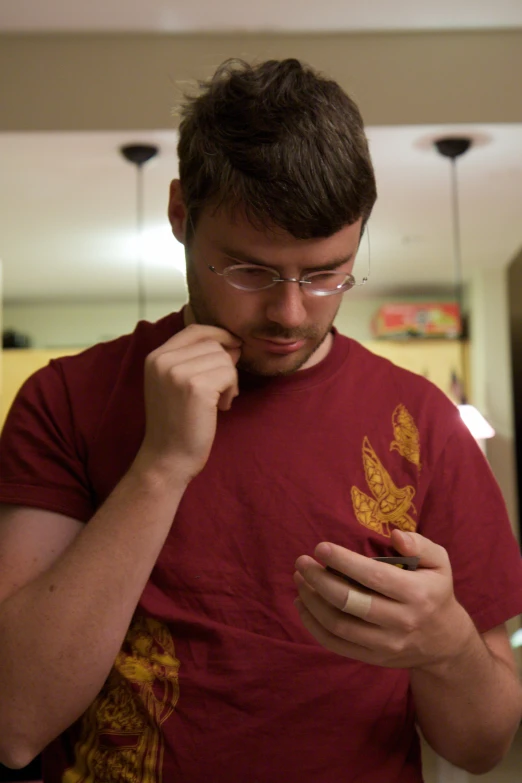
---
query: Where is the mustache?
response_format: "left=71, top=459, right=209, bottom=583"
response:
left=250, top=325, right=319, bottom=341
left=206, top=314, right=319, bottom=343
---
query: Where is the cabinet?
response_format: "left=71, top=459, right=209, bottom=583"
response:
left=1, top=348, right=81, bottom=427
left=362, top=339, right=470, bottom=402
left=1, top=340, right=470, bottom=429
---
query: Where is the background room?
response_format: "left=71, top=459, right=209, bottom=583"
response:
left=0, top=2, right=521, bottom=782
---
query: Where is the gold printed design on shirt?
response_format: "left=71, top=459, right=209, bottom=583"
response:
left=351, top=437, right=417, bottom=537
left=390, top=404, right=421, bottom=470
left=63, top=616, right=180, bottom=783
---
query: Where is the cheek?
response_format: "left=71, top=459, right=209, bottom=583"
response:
left=229, top=301, right=267, bottom=333
left=207, top=288, right=261, bottom=331
left=307, top=296, right=342, bottom=324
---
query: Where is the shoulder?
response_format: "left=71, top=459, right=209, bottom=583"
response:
left=340, top=335, right=458, bottom=418
left=4, top=310, right=185, bottom=441
left=336, top=334, right=467, bottom=474
left=50, top=310, right=185, bottom=386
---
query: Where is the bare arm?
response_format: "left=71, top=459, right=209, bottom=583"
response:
left=0, top=470, right=185, bottom=768
left=411, top=621, right=522, bottom=774
left=293, top=529, right=522, bottom=775
left=0, top=324, right=241, bottom=768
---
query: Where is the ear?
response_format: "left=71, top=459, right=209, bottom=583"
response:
left=168, top=179, right=187, bottom=243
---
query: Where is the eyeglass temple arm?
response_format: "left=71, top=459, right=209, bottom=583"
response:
left=358, top=227, right=371, bottom=285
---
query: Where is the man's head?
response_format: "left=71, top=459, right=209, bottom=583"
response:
left=169, top=58, right=377, bottom=375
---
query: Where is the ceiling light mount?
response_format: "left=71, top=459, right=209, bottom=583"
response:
left=434, top=137, right=472, bottom=161
left=120, top=144, right=159, bottom=167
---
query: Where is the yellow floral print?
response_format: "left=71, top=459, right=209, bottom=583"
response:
left=351, top=437, right=417, bottom=537
left=63, top=616, right=180, bottom=783
left=390, top=404, right=421, bottom=471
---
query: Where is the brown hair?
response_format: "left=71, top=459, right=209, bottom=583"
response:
left=177, top=58, right=377, bottom=239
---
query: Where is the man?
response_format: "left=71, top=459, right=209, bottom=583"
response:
left=0, top=58, right=521, bottom=783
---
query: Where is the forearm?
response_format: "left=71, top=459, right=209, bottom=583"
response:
left=411, top=611, right=522, bottom=774
left=0, top=458, right=187, bottom=766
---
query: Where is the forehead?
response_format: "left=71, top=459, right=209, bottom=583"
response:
left=196, top=206, right=362, bottom=268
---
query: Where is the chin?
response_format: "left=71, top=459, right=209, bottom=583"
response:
left=237, top=348, right=315, bottom=377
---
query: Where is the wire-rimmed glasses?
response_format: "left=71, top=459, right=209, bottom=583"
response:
left=207, top=263, right=368, bottom=297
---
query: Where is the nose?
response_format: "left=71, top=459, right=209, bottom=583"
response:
left=264, top=281, right=308, bottom=329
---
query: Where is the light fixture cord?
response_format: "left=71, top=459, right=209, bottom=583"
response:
left=135, top=162, right=146, bottom=322
left=450, top=157, right=468, bottom=404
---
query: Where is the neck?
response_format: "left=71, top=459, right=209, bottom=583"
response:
left=300, top=330, right=334, bottom=370
left=183, top=304, right=195, bottom=327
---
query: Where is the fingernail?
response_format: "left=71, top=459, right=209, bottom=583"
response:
left=315, top=542, right=332, bottom=558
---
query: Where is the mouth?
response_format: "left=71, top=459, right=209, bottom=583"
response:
left=250, top=337, right=307, bottom=355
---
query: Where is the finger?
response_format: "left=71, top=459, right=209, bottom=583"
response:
left=184, top=364, right=239, bottom=412
left=224, top=346, right=242, bottom=366
left=296, top=577, right=373, bottom=637
left=295, top=576, right=409, bottom=657
left=293, top=560, right=406, bottom=629
left=151, top=355, right=238, bottom=414
left=342, top=587, right=373, bottom=619
left=390, top=529, right=450, bottom=571
left=294, top=596, right=378, bottom=664
left=151, top=339, right=231, bottom=371
left=294, top=560, right=375, bottom=619
left=153, top=347, right=239, bottom=412
left=301, top=545, right=415, bottom=602
left=163, top=351, right=238, bottom=387
left=180, top=323, right=242, bottom=348
left=152, top=324, right=242, bottom=357
left=218, top=382, right=239, bottom=411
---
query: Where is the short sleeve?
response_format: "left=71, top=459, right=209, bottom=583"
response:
left=0, top=361, right=94, bottom=522
left=420, top=423, right=522, bottom=633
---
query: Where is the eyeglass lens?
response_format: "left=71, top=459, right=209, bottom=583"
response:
left=223, top=266, right=354, bottom=293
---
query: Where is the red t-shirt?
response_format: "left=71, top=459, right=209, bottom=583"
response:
left=1, top=310, right=521, bottom=783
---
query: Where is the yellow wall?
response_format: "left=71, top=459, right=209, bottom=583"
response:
left=364, top=339, right=469, bottom=402
left=1, top=341, right=465, bottom=429
left=1, top=348, right=81, bottom=425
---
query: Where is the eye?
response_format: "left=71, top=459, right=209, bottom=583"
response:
left=223, top=264, right=277, bottom=291
left=309, top=272, right=337, bottom=282
left=305, top=271, right=356, bottom=294
left=235, top=266, right=271, bottom=277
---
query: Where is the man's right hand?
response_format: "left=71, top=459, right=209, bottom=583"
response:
left=0, top=322, right=242, bottom=766
left=135, top=324, right=242, bottom=485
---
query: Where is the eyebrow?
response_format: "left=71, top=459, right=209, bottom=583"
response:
left=219, top=246, right=354, bottom=272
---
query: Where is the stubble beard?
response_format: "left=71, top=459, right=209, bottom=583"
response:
left=235, top=326, right=333, bottom=376
left=185, top=260, right=336, bottom=377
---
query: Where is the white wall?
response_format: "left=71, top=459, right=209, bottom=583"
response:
left=470, top=267, right=519, bottom=532
left=3, top=292, right=456, bottom=349
left=3, top=299, right=187, bottom=349
left=469, top=266, right=521, bottom=676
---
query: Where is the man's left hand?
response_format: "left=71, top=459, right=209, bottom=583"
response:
left=293, top=529, right=475, bottom=670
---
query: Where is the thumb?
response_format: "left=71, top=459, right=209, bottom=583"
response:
left=217, top=383, right=239, bottom=412
left=390, top=529, right=449, bottom=571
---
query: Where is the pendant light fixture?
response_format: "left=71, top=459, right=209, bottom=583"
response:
left=120, top=143, right=159, bottom=322
left=434, top=137, right=495, bottom=441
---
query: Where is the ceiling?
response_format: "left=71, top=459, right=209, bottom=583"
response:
left=1, top=5, right=521, bottom=304
left=1, top=0, right=522, bottom=33
left=2, top=123, right=521, bottom=302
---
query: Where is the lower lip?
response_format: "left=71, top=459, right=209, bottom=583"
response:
left=251, top=338, right=306, bottom=355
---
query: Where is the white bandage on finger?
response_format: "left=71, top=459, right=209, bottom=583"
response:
left=342, top=588, right=373, bottom=619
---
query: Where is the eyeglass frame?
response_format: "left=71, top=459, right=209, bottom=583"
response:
left=208, top=263, right=368, bottom=296
left=186, top=207, right=372, bottom=296
left=206, top=229, right=371, bottom=297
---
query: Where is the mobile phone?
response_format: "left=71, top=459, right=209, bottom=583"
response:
left=326, top=556, right=419, bottom=585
